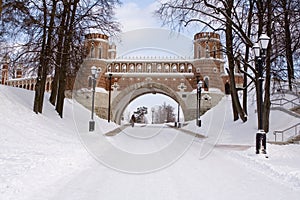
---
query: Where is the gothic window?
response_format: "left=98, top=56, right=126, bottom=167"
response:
left=188, top=64, right=192, bottom=73
left=90, top=43, right=95, bottom=58
left=206, top=41, right=210, bottom=58
left=122, top=64, right=127, bottom=72
left=213, top=43, right=217, bottom=58
left=137, top=64, right=142, bottom=72
left=172, top=64, right=177, bottom=72
left=115, top=64, right=119, bottom=72
left=204, top=76, right=209, bottom=90
left=130, top=64, right=134, bottom=72
left=98, top=46, right=102, bottom=59
left=180, top=64, right=185, bottom=72
left=165, top=64, right=169, bottom=72
left=157, top=64, right=162, bottom=72
left=198, top=46, right=201, bottom=58
left=147, top=64, right=152, bottom=72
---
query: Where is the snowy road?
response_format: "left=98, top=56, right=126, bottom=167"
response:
left=30, top=125, right=299, bottom=200
left=2, top=85, right=300, bottom=200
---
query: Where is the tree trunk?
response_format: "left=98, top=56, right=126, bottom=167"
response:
left=33, top=0, right=57, bottom=113
left=56, top=0, right=79, bottom=118
left=283, top=0, right=294, bottom=91
left=263, top=0, right=272, bottom=133
left=49, top=1, right=68, bottom=106
left=226, top=0, right=247, bottom=122
left=243, top=0, right=254, bottom=116
left=49, top=67, right=59, bottom=106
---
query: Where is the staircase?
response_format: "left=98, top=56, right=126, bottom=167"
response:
left=288, top=135, right=300, bottom=144
left=291, top=106, right=300, bottom=115
left=270, top=81, right=300, bottom=144
left=271, top=82, right=300, bottom=116
left=272, top=123, right=300, bottom=144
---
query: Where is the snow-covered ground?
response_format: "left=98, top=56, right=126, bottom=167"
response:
left=1, top=85, right=300, bottom=200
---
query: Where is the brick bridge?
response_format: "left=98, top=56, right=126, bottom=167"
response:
left=72, top=29, right=243, bottom=124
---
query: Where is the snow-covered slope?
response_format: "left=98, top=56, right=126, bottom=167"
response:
left=0, top=85, right=92, bottom=199
left=1, top=85, right=300, bottom=200
left=182, top=94, right=300, bottom=144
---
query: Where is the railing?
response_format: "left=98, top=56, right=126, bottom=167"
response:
left=273, top=123, right=300, bottom=142
left=271, top=97, right=300, bottom=110
left=272, top=83, right=299, bottom=97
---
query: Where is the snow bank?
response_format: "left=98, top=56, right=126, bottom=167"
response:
left=0, top=85, right=93, bottom=199
left=231, top=144, right=300, bottom=189
left=1, top=85, right=300, bottom=200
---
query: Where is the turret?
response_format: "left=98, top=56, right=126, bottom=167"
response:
left=193, top=32, right=222, bottom=59
left=1, top=56, right=9, bottom=85
left=85, top=33, right=109, bottom=59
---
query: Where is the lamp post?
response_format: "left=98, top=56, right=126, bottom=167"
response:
left=196, top=76, right=199, bottom=126
left=177, top=103, right=180, bottom=128
left=89, top=66, right=100, bottom=132
left=151, top=107, right=155, bottom=124
left=252, top=33, right=270, bottom=154
left=108, top=73, right=112, bottom=123
left=197, top=80, right=203, bottom=127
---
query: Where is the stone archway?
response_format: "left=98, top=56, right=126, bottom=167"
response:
left=111, top=82, right=188, bottom=124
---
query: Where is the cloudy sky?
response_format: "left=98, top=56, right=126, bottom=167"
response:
left=115, top=0, right=161, bottom=32
left=115, top=0, right=200, bottom=36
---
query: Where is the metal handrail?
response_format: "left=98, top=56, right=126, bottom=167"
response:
left=271, top=83, right=299, bottom=98
left=273, top=123, right=300, bottom=142
left=271, top=97, right=300, bottom=108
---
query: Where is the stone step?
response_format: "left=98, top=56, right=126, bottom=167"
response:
left=287, top=135, right=300, bottom=144
left=291, top=106, right=300, bottom=115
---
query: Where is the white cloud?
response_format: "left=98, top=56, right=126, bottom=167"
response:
left=115, top=1, right=201, bottom=39
left=115, top=1, right=161, bottom=32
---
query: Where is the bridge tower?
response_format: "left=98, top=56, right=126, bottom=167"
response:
left=1, top=56, right=9, bottom=85
left=193, top=32, right=225, bottom=92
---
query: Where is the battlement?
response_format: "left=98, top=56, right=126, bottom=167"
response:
left=85, top=33, right=109, bottom=40
left=194, top=32, right=220, bottom=41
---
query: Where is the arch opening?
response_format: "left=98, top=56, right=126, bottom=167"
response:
left=121, top=93, right=185, bottom=125
left=111, top=82, right=188, bottom=125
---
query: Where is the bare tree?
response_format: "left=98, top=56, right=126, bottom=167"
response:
left=33, top=0, right=57, bottom=114
left=51, top=0, right=121, bottom=117
left=155, top=102, right=176, bottom=123
left=0, top=0, right=121, bottom=117
left=271, top=0, right=300, bottom=90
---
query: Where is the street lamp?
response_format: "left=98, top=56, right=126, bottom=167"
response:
left=89, top=66, right=100, bottom=132
left=177, top=103, right=180, bottom=128
left=108, top=73, right=112, bottom=123
left=197, top=80, right=203, bottom=127
left=252, top=33, right=270, bottom=154
left=151, top=107, right=155, bottom=124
